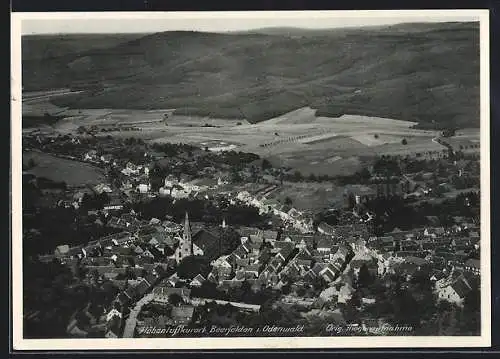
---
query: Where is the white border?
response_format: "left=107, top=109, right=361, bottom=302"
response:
left=11, top=10, right=491, bottom=350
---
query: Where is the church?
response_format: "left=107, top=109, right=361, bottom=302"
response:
left=174, top=212, right=225, bottom=264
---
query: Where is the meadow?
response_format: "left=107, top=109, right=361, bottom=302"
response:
left=23, top=151, right=106, bottom=186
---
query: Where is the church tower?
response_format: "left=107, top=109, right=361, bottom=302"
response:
left=175, top=212, right=193, bottom=263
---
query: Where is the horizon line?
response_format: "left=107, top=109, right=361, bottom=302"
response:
left=20, top=20, right=478, bottom=36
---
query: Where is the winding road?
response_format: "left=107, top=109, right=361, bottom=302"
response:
left=122, top=293, right=154, bottom=338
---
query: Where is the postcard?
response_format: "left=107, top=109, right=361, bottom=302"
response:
left=11, top=9, right=491, bottom=350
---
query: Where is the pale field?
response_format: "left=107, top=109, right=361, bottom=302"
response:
left=376, top=139, right=446, bottom=156
left=237, top=181, right=347, bottom=212
left=86, top=107, right=445, bottom=176
left=23, top=96, right=447, bottom=176
left=351, top=134, right=407, bottom=147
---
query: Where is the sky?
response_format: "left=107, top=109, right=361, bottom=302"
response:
left=18, top=10, right=483, bottom=35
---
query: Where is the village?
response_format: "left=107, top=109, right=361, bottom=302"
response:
left=22, top=131, right=481, bottom=338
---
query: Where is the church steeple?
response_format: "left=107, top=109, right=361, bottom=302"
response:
left=183, top=211, right=193, bottom=254
left=176, top=212, right=193, bottom=263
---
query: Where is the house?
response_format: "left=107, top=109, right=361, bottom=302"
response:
left=249, top=233, right=264, bottom=245
left=105, top=316, right=122, bottom=338
left=104, top=195, right=123, bottom=211
left=152, top=286, right=191, bottom=304
left=319, top=262, right=342, bottom=282
left=361, top=297, right=377, bottom=305
left=207, top=269, right=219, bottom=284
left=192, top=229, right=221, bottom=261
left=394, top=262, right=420, bottom=281
left=253, top=247, right=270, bottom=266
left=273, top=240, right=295, bottom=252
left=464, top=258, right=480, bottom=275
left=262, top=230, right=278, bottom=243
left=437, top=275, right=472, bottom=306
left=244, top=264, right=261, bottom=278
left=137, top=183, right=150, bottom=194
left=237, top=227, right=260, bottom=238
left=247, top=242, right=261, bottom=256
left=100, top=154, right=114, bottom=164
left=305, top=263, right=326, bottom=282
left=54, top=244, right=70, bottom=257
left=166, top=306, right=195, bottom=325
left=211, top=255, right=233, bottom=278
left=133, top=245, right=144, bottom=255
left=333, top=246, right=351, bottom=262
left=430, top=270, right=447, bottom=283
left=190, top=274, right=206, bottom=287
left=83, top=150, right=98, bottom=161
left=135, top=279, right=152, bottom=297
left=337, top=282, right=354, bottom=304
left=67, top=245, right=84, bottom=258
left=280, top=261, right=301, bottom=280
left=164, top=273, right=181, bottom=287
left=317, top=222, right=336, bottom=236
left=317, top=238, right=335, bottom=254
left=94, top=183, right=113, bottom=194
left=404, top=256, right=428, bottom=267
left=106, top=308, right=122, bottom=322
left=232, top=244, right=250, bottom=260
left=235, top=258, right=250, bottom=270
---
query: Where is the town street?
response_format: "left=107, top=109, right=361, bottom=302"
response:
left=122, top=293, right=154, bottom=338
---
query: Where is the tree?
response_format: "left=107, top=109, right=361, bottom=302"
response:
left=460, top=287, right=480, bottom=334
left=261, top=159, right=272, bottom=170
left=292, top=170, right=303, bottom=182
left=308, top=173, right=317, bottom=182
left=346, top=192, right=356, bottom=209
left=177, top=256, right=211, bottom=280
left=402, top=138, right=408, bottom=145
left=374, top=134, right=379, bottom=139
left=169, top=293, right=183, bottom=306
left=296, top=286, right=307, bottom=297
left=77, top=126, right=86, bottom=135
left=357, top=263, right=373, bottom=288
left=230, top=169, right=243, bottom=183
left=282, top=283, right=292, bottom=295
left=149, top=164, right=164, bottom=191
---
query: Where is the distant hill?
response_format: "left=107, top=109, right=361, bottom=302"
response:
left=22, top=33, right=149, bottom=61
left=21, top=22, right=480, bottom=129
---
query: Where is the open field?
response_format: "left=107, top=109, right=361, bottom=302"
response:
left=22, top=93, right=251, bottom=132
left=237, top=181, right=347, bottom=212
left=23, top=99, right=448, bottom=176
left=23, top=151, right=106, bottom=186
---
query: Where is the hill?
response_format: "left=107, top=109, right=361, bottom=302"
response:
left=22, top=22, right=480, bottom=129
left=22, top=33, right=148, bottom=61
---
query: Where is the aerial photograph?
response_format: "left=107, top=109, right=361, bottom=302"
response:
left=18, top=12, right=483, bottom=341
